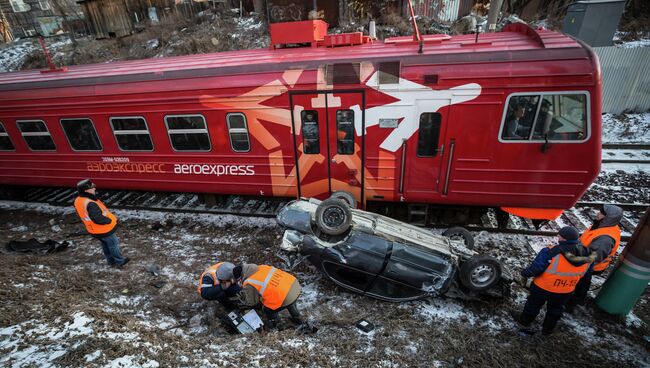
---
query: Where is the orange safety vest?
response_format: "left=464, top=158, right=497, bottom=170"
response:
left=243, top=265, right=295, bottom=310
left=197, top=262, right=224, bottom=295
left=74, top=196, right=117, bottom=235
left=533, top=246, right=589, bottom=293
left=580, top=225, right=621, bottom=272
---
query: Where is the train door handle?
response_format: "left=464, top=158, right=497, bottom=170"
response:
left=331, top=158, right=337, bottom=163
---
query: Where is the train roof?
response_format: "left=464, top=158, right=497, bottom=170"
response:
left=0, top=23, right=590, bottom=91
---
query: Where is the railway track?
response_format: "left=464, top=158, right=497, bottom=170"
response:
left=2, top=187, right=646, bottom=243
left=602, top=143, right=650, bottom=150
left=601, top=159, right=650, bottom=164
left=601, top=143, right=649, bottom=165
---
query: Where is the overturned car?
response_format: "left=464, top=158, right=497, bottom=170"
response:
left=277, top=197, right=510, bottom=302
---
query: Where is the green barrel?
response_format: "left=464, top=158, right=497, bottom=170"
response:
left=596, top=253, right=650, bottom=315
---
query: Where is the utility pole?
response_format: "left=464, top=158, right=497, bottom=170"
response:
left=487, top=0, right=503, bottom=32
left=596, top=207, right=650, bottom=315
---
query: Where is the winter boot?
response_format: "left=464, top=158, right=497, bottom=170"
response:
left=542, top=315, right=560, bottom=335
left=266, top=318, right=278, bottom=331
left=510, top=310, right=534, bottom=327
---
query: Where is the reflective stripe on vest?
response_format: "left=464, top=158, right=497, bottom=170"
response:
left=580, top=226, right=621, bottom=272
left=74, top=196, right=117, bottom=235
left=243, top=265, right=295, bottom=310
left=533, top=246, right=589, bottom=293
left=197, top=262, right=223, bottom=296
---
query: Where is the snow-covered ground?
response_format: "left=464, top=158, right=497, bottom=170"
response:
left=614, top=31, right=650, bottom=48
left=0, top=38, right=71, bottom=73
left=602, top=113, right=650, bottom=143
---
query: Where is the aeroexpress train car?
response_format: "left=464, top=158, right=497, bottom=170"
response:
left=0, top=21, right=601, bottom=220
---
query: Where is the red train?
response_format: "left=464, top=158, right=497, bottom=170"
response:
left=0, top=21, right=601, bottom=220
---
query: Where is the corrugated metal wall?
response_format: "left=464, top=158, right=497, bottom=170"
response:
left=595, top=46, right=650, bottom=114
left=410, top=0, right=475, bottom=22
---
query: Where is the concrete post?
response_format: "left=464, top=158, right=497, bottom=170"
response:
left=487, top=0, right=503, bottom=32
left=596, top=207, right=650, bottom=315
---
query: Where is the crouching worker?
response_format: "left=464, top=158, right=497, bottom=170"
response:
left=197, top=262, right=242, bottom=311
left=512, top=226, right=591, bottom=335
left=233, top=263, right=303, bottom=329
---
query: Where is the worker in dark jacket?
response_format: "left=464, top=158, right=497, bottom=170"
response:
left=566, top=204, right=623, bottom=311
left=197, top=261, right=241, bottom=310
left=73, top=179, right=129, bottom=267
left=512, top=226, right=591, bottom=335
left=229, top=263, right=303, bottom=329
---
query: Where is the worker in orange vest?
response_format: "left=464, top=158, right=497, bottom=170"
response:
left=227, top=263, right=303, bottom=329
left=511, top=226, right=591, bottom=335
left=197, top=261, right=241, bottom=310
left=566, top=204, right=623, bottom=312
left=73, top=179, right=129, bottom=267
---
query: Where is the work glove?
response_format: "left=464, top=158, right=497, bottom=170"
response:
left=518, top=275, right=530, bottom=289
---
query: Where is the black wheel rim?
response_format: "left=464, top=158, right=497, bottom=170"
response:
left=323, top=207, right=346, bottom=228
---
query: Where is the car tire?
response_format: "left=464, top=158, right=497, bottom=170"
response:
left=442, top=226, right=475, bottom=250
left=459, top=255, right=502, bottom=292
left=315, top=198, right=352, bottom=236
left=329, top=191, right=357, bottom=209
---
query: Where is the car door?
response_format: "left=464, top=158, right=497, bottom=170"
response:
left=321, top=232, right=390, bottom=294
left=365, top=242, right=455, bottom=301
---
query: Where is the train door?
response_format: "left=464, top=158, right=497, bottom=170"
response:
left=289, top=91, right=364, bottom=204
left=402, top=101, right=449, bottom=197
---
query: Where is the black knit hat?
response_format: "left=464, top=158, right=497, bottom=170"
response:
left=76, top=179, right=95, bottom=193
left=558, top=226, right=579, bottom=241
left=232, top=265, right=243, bottom=280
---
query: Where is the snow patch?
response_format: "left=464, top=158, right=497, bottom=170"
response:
left=104, top=355, right=159, bottom=368
left=415, top=299, right=478, bottom=325
left=85, top=350, right=102, bottom=362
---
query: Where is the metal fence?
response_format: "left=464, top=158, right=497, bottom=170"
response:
left=594, top=46, right=650, bottom=114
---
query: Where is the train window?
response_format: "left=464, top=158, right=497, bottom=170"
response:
left=301, top=110, right=319, bottom=154
left=164, top=115, right=211, bottom=152
left=0, top=122, right=15, bottom=151
left=378, top=62, right=400, bottom=85
left=501, top=93, right=588, bottom=142
left=336, top=110, right=354, bottom=155
left=226, top=113, right=251, bottom=152
left=534, top=94, right=588, bottom=141
left=326, top=63, right=361, bottom=85
left=501, top=95, right=539, bottom=140
left=61, top=118, right=103, bottom=151
left=16, top=120, right=56, bottom=151
left=110, top=117, right=154, bottom=151
left=417, top=113, right=442, bottom=157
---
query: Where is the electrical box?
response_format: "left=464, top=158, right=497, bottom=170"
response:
left=269, top=20, right=328, bottom=49
left=562, top=0, right=627, bottom=47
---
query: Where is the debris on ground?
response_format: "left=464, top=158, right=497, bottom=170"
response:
left=4, top=238, right=69, bottom=254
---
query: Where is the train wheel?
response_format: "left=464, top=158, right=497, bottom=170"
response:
left=315, top=198, right=352, bottom=236
left=459, top=255, right=502, bottom=292
left=442, top=226, right=475, bottom=250
left=329, top=191, right=357, bottom=209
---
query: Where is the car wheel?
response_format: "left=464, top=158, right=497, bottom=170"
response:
left=459, top=255, right=502, bottom=292
left=442, top=226, right=475, bottom=250
left=329, top=191, right=357, bottom=209
left=315, top=198, right=352, bottom=236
